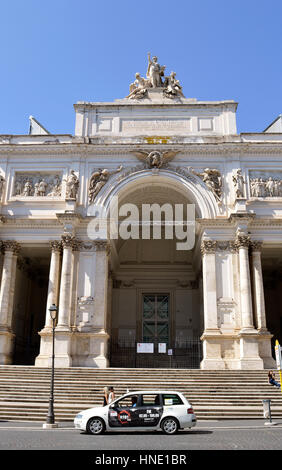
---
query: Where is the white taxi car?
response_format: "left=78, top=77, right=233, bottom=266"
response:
left=74, top=390, right=197, bottom=435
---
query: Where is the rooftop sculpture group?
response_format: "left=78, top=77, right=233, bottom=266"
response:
left=126, top=53, right=184, bottom=100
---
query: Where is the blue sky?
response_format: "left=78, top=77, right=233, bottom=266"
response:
left=1, top=0, right=282, bottom=135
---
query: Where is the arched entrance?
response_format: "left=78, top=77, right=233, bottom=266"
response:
left=92, top=169, right=219, bottom=368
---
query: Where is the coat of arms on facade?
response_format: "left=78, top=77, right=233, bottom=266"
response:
left=126, top=53, right=185, bottom=100
left=132, top=150, right=179, bottom=169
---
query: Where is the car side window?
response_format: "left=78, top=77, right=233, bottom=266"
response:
left=162, top=394, right=183, bottom=405
left=114, top=396, right=137, bottom=408
left=141, top=394, right=161, bottom=406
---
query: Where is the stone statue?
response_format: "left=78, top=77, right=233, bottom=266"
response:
left=232, top=169, right=246, bottom=198
left=163, top=71, right=184, bottom=98
left=38, top=179, right=48, bottom=196
left=0, top=175, right=5, bottom=198
left=65, top=170, right=79, bottom=200
left=88, top=165, right=122, bottom=204
left=190, top=167, right=222, bottom=203
left=23, top=181, right=32, bottom=197
left=34, top=182, right=40, bottom=197
left=146, top=53, right=164, bottom=88
left=126, top=54, right=184, bottom=100
left=126, top=73, right=150, bottom=100
left=265, top=177, right=274, bottom=197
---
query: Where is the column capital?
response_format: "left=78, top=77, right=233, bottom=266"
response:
left=200, top=239, right=216, bottom=255
left=235, top=234, right=250, bottom=249
left=50, top=240, right=62, bottom=252
left=2, top=240, right=21, bottom=254
left=250, top=240, right=263, bottom=253
left=61, top=235, right=81, bottom=251
left=93, top=240, right=111, bottom=254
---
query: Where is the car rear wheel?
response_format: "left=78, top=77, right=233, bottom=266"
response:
left=161, top=417, right=179, bottom=435
left=86, top=417, right=105, bottom=435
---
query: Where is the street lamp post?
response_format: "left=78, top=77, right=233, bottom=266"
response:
left=43, top=304, right=58, bottom=429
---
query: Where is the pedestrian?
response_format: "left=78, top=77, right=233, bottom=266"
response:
left=108, top=386, right=115, bottom=404
left=103, top=386, right=109, bottom=406
left=268, top=371, right=280, bottom=389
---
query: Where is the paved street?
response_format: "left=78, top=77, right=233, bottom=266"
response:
left=1, top=419, right=282, bottom=452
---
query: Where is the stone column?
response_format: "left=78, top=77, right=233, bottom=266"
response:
left=53, top=235, right=78, bottom=367
left=35, top=241, right=62, bottom=367
left=92, top=240, right=110, bottom=368
left=200, top=240, right=225, bottom=370
left=235, top=234, right=254, bottom=331
left=235, top=233, right=263, bottom=369
left=0, top=241, right=20, bottom=364
left=250, top=241, right=275, bottom=368
left=44, top=241, right=62, bottom=329
left=250, top=242, right=266, bottom=331
left=57, top=235, right=75, bottom=331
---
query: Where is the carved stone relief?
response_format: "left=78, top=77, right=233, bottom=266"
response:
left=13, top=172, right=62, bottom=197
left=88, top=166, right=122, bottom=204
left=189, top=167, right=222, bottom=204
left=249, top=171, right=282, bottom=198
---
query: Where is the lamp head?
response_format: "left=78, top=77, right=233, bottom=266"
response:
left=49, top=304, right=58, bottom=321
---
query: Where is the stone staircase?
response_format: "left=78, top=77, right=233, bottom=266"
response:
left=0, top=366, right=282, bottom=422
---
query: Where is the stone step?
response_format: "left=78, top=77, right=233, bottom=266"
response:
left=0, top=366, right=281, bottom=421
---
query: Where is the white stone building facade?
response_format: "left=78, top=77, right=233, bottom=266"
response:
left=0, top=67, right=281, bottom=370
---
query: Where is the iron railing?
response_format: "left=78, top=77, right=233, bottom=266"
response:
left=109, top=338, right=203, bottom=369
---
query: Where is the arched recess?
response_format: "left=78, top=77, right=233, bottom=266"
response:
left=86, top=168, right=219, bottom=368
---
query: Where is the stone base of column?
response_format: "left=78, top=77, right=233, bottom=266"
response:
left=0, top=330, right=15, bottom=365
left=258, top=331, right=276, bottom=369
left=72, top=331, right=109, bottom=368
left=35, top=330, right=73, bottom=367
left=238, top=331, right=264, bottom=370
left=200, top=331, right=226, bottom=370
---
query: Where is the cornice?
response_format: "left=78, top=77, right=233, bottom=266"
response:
left=1, top=140, right=282, bottom=157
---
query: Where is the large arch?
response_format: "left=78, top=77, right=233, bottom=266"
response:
left=86, top=168, right=217, bottom=368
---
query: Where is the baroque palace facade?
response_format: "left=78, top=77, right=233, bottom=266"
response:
left=0, top=56, right=281, bottom=370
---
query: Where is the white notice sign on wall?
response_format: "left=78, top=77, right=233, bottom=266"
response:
left=137, top=343, right=154, bottom=353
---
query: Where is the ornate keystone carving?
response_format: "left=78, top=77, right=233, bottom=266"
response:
left=132, top=150, right=179, bottom=169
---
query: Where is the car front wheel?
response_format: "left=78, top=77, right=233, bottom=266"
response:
left=161, top=417, right=179, bottom=435
left=86, top=417, right=105, bottom=435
